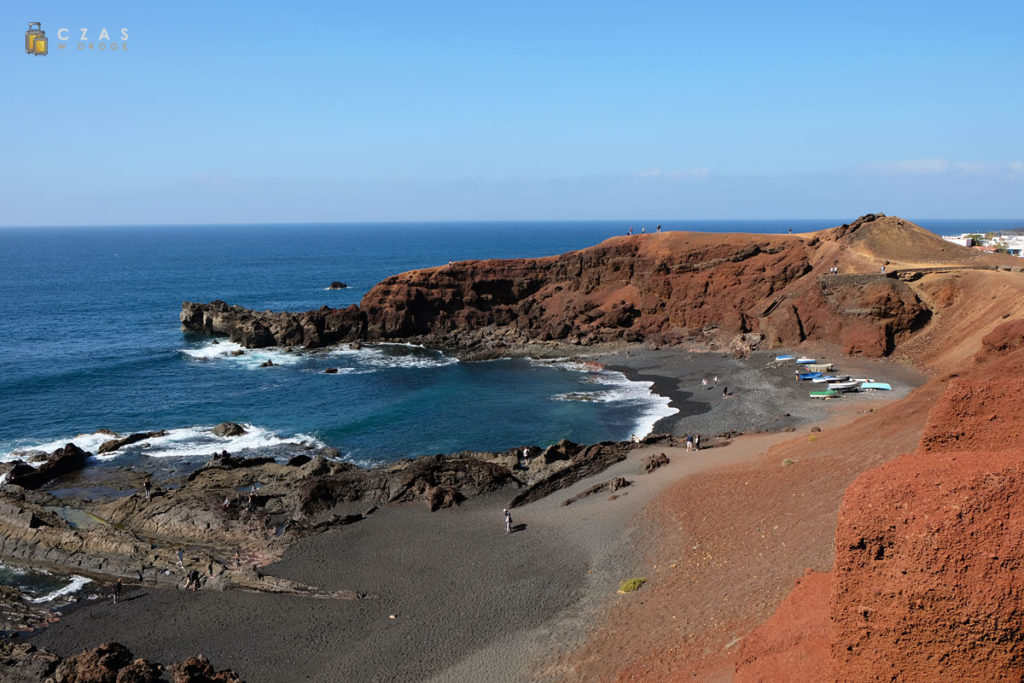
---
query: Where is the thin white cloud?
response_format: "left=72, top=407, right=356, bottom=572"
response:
left=862, top=159, right=1024, bottom=176
left=635, top=168, right=710, bottom=179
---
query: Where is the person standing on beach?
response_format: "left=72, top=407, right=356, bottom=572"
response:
left=112, top=578, right=122, bottom=604
left=177, top=548, right=184, bottom=570
left=694, top=434, right=700, bottom=450
left=713, top=375, right=719, bottom=387
left=504, top=508, right=512, bottom=534
left=686, top=434, right=693, bottom=452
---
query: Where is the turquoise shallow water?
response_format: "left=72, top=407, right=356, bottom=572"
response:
left=0, top=218, right=1017, bottom=466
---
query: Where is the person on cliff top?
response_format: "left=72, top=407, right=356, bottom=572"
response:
left=504, top=508, right=512, bottom=534
left=112, top=578, right=122, bottom=604
left=656, top=224, right=661, bottom=232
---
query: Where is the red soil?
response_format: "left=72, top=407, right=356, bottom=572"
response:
left=560, top=218, right=1024, bottom=682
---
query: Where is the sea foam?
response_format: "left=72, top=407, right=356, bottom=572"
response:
left=28, top=575, right=92, bottom=603
left=537, top=359, right=678, bottom=438
left=2, top=424, right=322, bottom=462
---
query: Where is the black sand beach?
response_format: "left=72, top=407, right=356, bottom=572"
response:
left=26, top=349, right=923, bottom=681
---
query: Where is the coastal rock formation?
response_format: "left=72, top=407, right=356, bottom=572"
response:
left=0, top=640, right=240, bottom=683
left=180, top=215, right=1000, bottom=358
left=180, top=300, right=365, bottom=349
left=211, top=422, right=247, bottom=437
left=0, top=443, right=89, bottom=489
left=97, top=430, right=166, bottom=454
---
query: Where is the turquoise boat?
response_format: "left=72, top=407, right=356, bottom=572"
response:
left=860, top=382, right=892, bottom=391
left=810, top=389, right=840, bottom=398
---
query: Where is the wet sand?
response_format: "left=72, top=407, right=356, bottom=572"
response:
left=27, top=348, right=922, bottom=681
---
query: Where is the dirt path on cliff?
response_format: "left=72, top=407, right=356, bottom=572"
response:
left=556, top=380, right=941, bottom=681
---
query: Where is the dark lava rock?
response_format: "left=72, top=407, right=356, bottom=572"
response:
left=259, top=359, right=274, bottom=368
left=4, top=443, right=89, bottom=489
left=53, top=641, right=135, bottom=682
left=324, top=367, right=339, bottom=374
left=212, top=422, right=247, bottom=437
left=287, top=454, right=313, bottom=467
left=170, top=654, right=241, bottom=682
left=98, top=431, right=166, bottom=454
left=328, top=281, right=348, bottom=290
left=643, top=452, right=670, bottom=473
left=0, top=639, right=60, bottom=682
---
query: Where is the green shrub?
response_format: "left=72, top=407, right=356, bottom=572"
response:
left=782, top=458, right=796, bottom=467
left=619, top=577, right=647, bottom=593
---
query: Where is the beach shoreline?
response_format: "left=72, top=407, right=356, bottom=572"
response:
left=22, top=347, right=923, bottom=681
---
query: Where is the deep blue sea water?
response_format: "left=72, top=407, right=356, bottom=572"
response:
left=1, top=218, right=1020, bottom=469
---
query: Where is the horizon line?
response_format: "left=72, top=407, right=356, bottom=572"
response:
left=2, top=216, right=1023, bottom=231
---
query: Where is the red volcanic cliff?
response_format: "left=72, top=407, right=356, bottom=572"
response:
left=183, top=214, right=958, bottom=357
left=736, top=320, right=1024, bottom=681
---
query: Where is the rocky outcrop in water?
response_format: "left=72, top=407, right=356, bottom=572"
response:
left=0, top=443, right=89, bottom=489
left=181, top=216, right=959, bottom=358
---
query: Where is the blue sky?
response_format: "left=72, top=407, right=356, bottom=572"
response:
left=2, top=1, right=1022, bottom=225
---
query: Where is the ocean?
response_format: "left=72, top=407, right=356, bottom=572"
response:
left=1, top=218, right=1020, bottom=472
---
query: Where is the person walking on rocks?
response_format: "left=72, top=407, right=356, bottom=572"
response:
left=143, top=476, right=152, bottom=502
left=504, top=508, right=512, bottom=534
left=177, top=548, right=184, bottom=570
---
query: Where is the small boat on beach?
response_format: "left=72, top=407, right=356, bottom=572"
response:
left=811, top=375, right=849, bottom=383
left=827, top=381, right=860, bottom=392
left=806, top=363, right=834, bottom=372
left=795, top=358, right=815, bottom=364
left=860, top=382, right=892, bottom=391
left=810, top=389, right=840, bottom=398
left=798, top=371, right=823, bottom=380
left=775, top=355, right=796, bottom=361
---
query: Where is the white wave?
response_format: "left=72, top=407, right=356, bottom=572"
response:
left=4, top=425, right=322, bottom=462
left=92, top=424, right=323, bottom=460
left=540, top=359, right=677, bottom=438
left=181, top=341, right=303, bottom=368
left=2, top=430, right=118, bottom=463
left=324, top=344, right=458, bottom=371
left=28, top=575, right=92, bottom=603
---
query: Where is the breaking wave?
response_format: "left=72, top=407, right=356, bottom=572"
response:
left=538, top=359, right=678, bottom=438
left=2, top=424, right=322, bottom=462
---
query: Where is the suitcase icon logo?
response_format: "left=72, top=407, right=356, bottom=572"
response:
left=26, top=22, right=48, bottom=56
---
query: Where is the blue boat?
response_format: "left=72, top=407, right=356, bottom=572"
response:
left=795, top=358, right=815, bottom=364
left=860, top=382, right=892, bottom=391
left=798, top=371, right=822, bottom=380
left=775, top=355, right=795, bottom=361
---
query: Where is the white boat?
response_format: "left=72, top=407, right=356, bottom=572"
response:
left=827, top=381, right=860, bottom=392
left=775, top=355, right=795, bottom=361
left=795, top=358, right=815, bottom=364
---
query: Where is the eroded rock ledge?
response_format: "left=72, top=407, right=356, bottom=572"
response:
left=181, top=216, right=949, bottom=358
